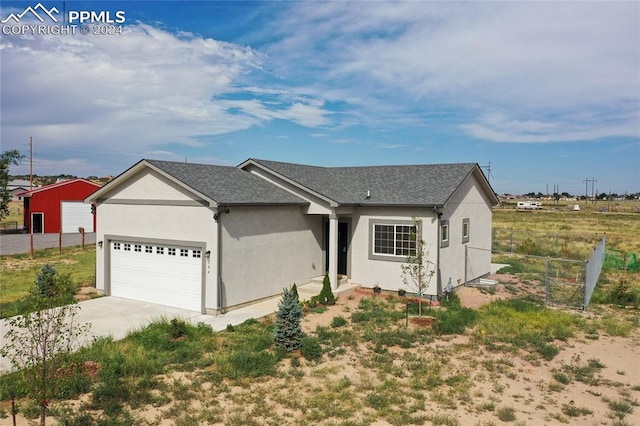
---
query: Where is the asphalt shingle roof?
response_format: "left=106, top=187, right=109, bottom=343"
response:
left=249, top=159, right=481, bottom=206
left=146, top=159, right=306, bottom=206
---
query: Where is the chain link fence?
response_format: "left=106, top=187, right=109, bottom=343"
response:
left=487, top=233, right=607, bottom=310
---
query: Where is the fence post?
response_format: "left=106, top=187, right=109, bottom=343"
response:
left=582, top=260, right=588, bottom=311
left=544, top=256, right=550, bottom=306
left=510, top=229, right=514, bottom=253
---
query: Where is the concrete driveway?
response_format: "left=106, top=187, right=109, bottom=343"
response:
left=0, top=233, right=96, bottom=256
left=0, top=295, right=281, bottom=372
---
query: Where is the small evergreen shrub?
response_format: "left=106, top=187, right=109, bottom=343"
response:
left=312, top=273, right=336, bottom=305
left=300, top=336, right=322, bottom=361
left=291, top=283, right=299, bottom=301
left=33, top=264, right=77, bottom=301
left=273, top=287, right=305, bottom=352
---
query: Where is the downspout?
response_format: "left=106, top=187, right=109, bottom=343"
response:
left=216, top=214, right=223, bottom=313
left=435, top=206, right=443, bottom=298
left=214, top=207, right=229, bottom=313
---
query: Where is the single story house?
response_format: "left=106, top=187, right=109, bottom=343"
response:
left=86, top=158, right=499, bottom=314
left=20, top=179, right=101, bottom=234
left=8, top=179, right=31, bottom=201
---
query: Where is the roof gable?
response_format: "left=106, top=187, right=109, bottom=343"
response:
left=88, top=159, right=307, bottom=206
left=243, top=159, right=498, bottom=207
left=18, top=178, right=100, bottom=197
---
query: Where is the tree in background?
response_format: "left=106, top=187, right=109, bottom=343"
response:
left=273, top=287, right=305, bottom=352
left=401, top=217, right=436, bottom=316
left=0, top=149, right=25, bottom=221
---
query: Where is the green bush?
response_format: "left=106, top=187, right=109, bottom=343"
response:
left=226, top=350, right=278, bottom=378
left=432, top=307, right=477, bottom=335
left=331, top=315, right=348, bottom=328
left=33, top=264, right=77, bottom=300
left=169, top=318, right=189, bottom=339
left=300, top=336, right=323, bottom=361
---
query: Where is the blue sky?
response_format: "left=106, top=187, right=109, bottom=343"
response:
left=1, top=1, right=638, bottom=195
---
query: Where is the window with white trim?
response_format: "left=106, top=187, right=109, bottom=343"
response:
left=373, top=223, right=416, bottom=257
left=440, top=220, right=449, bottom=248
left=462, top=218, right=470, bottom=243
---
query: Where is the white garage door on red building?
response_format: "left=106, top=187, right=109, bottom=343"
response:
left=61, top=201, right=94, bottom=233
left=109, top=241, right=203, bottom=311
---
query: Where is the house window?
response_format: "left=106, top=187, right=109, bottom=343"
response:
left=134, top=244, right=142, bottom=252
left=124, top=243, right=131, bottom=251
left=462, top=218, right=470, bottom=243
left=168, top=248, right=176, bottom=256
left=372, top=223, right=416, bottom=258
left=145, top=246, right=153, bottom=253
left=441, top=220, right=449, bottom=248
left=156, top=246, right=164, bottom=255
left=180, top=249, right=188, bottom=257
left=192, top=250, right=202, bottom=258
left=113, top=243, right=120, bottom=250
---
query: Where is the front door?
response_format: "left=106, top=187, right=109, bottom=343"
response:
left=337, top=222, right=348, bottom=275
left=325, top=220, right=349, bottom=275
left=32, top=213, right=43, bottom=233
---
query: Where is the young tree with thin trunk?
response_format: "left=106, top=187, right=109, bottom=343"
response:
left=0, top=292, right=90, bottom=425
left=401, top=217, right=436, bottom=316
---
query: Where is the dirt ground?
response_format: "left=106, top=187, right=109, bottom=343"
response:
left=2, top=278, right=639, bottom=426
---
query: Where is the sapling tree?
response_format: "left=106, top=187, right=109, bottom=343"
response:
left=273, top=286, right=305, bottom=352
left=0, top=277, right=91, bottom=425
left=401, top=217, right=436, bottom=316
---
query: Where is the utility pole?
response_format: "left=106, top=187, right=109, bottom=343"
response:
left=482, top=162, right=492, bottom=184
left=29, top=136, right=33, bottom=190
left=583, top=177, right=597, bottom=204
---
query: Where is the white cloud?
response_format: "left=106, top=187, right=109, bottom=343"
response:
left=269, top=1, right=640, bottom=143
left=0, top=22, right=332, bottom=174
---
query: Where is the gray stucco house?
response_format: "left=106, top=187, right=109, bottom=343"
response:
left=86, top=158, right=499, bottom=314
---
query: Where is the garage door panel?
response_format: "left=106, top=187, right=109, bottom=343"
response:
left=110, top=241, right=202, bottom=311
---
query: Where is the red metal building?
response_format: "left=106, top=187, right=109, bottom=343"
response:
left=20, top=179, right=101, bottom=234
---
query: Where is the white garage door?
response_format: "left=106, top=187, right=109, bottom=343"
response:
left=110, top=241, right=203, bottom=311
left=61, top=202, right=94, bottom=233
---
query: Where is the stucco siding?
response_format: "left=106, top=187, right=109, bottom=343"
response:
left=438, top=174, right=493, bottom=290
left=349, top=207, right=439, bottom=294
left=220, top=205, right=323, bottom=308
left=95, top=199, right=217, bottom=311
left=102, top=169, right=204, bottom=203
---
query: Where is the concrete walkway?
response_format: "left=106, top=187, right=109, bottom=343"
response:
left=0, top=233, right=96, bottom=256
left=0, top=281, right=359, bottom=372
